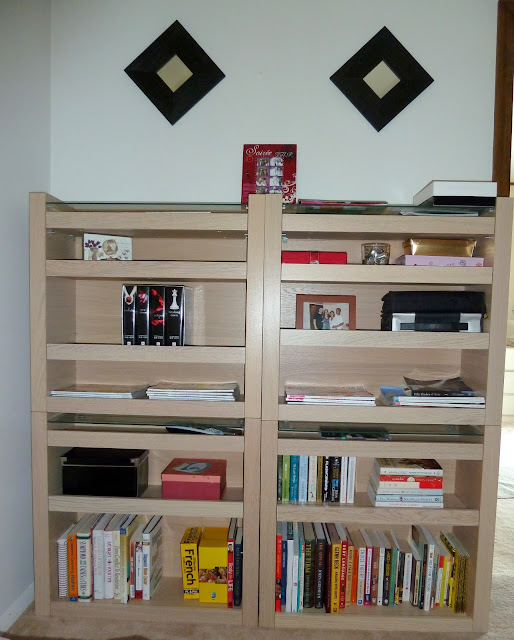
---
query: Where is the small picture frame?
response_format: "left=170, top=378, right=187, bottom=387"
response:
left=295, top=295, right=356, bottom=330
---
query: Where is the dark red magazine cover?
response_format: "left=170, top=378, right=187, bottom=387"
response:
left=241, top=144, right=297, bottom=204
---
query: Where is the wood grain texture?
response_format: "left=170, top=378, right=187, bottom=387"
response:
left=47, top=344, right=245, bottom=363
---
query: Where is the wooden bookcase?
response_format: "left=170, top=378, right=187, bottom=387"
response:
left=29, top=194, right=265, bottom=626
left=258, top=194, right=512, bottom=633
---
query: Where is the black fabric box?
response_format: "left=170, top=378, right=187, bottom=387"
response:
left=61, top=448, right=149, bottom=497
left=381, top=291, right=486, bottom=331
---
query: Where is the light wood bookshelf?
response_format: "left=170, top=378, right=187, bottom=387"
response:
left=258, top=195, right=513, bottom=633
left=29, top=194, right=265, bottom=626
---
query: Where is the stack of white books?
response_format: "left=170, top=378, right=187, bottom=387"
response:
left=284, top=384, right=376, bottom=405
left=146, top=381, right=239, bottom=401
left=50, top=384, right=147, bottom=399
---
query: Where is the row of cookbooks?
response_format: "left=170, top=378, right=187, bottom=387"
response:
left=50, top=381, right=240, bottom=402
left=57, top=513, right=163, bottom=603
left=278, top=455, right=356, bottom=504
left=180, top=518, right=243, bottom=606
left=275, top=522, right=469, bottom=614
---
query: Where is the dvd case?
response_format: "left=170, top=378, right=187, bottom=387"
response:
left=135, top=286, right=150, bottom=345
left=150, top=286, right=165, bottom=346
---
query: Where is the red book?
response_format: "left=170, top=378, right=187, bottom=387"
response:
left=227, top=518, right=236, bottom=608
left=351, top=546, right=359, bottom=604
left=281, top=251, right=348, bottom=264
left=275, top=523, right=282, bottom=612
left=374, top=474, right=443, bottom=489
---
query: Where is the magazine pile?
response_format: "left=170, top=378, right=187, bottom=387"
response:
left=285, top=385, right=376, bottom=406
left=146, top=381, right=240, bottom=402
left=380, top=376, right=484, bottom=408
left=50, top=384, right=147, bottom=399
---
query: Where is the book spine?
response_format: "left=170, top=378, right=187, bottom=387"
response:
left=285, top=531, right=294, bottom=612
left=280, top=530, right=287, bottom=608
left=314, top=538, right=325, bottom=608
left=411, top=554, right=421, bottom=606
left=330, top=539, right=341, bottom=613
left=372, top=493, right=444, bottom=503
left=67, top=532, right=78, bottom=602
left=329, top=457, right=341, bottom=502
left=346, top=457, right=356, bottom=504
left=396, top=549, right=405, bottom=604
left=92, top=529, right=105, bottom=600
left=298, top=456, right=308, bottom=503
left=227, top=535, right=234, bottom=608
left=135, top=285, right=150, bottom=345
left=389, top=545, right=398, bottom=607
left=364, top=543, right=373, bottom=606
left=339, top=456, right=348, bottom=504
left=282, top=456, right=290, bottom=503
left=356, top=543, right=366, bottom=606
left=323, top=535, right=331, bottom=613
left=149, top=286, right=165, bottom=346
left=77, top=534, right=92, bottom=602
left=418, top=543, right=427, bottom=610
left=121, top=284, right=136, bottom=345
left=339, top=540, right=348, bottom=609
left=345, top=543, right=353, bottom=608
left=164, top=285, right=185, bottom=346
left=308, top=456, right=317, bottom=502
left=316, top=457, right=323, bottom=503
left=104, top=530, right=114, bottom=599
left=322, top=456, right=330, bottom=503
left=382, top=547, right=391, bottom=606
left=298, top=534, right=305, bottom=611
left=375, top=475, right=443, bottom=488
left=277, top=455, right=283, bottom=503
left=424, top=544, right=435, bottom=612
left=57, top=537, right=69, bottom=598
left=351, top=546, right=358, bottom=604
left=142, top=540, right=151, bottom=600
left=135, top=540, right=143, bottom=599
left=289, top=456, right=299, bottom=502
left=292, top=530, right=299, bottom=613
left=275, top=531, right=282, bottom=612
left=375, top=463, right=443, bottom=477
left=129, top=538, right=136, bottom=599
left=233, top=536, right=243, bottom=607
left=303, top=539, right=315, bottom=608
left=370, top=544, right=379, bottom=606
left=403, top=551, right=412, bottom=603
left=113, top=528, right=122, bottom=600
left=377, top=545, right=385, bottom=606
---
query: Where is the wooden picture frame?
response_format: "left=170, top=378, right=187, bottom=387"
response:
left=295, top=294, right=356, bottom=330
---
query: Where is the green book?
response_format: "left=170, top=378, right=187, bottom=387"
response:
left=282, top=455, right=290, bottom=503
left=277, top=455, right=283, bottom=502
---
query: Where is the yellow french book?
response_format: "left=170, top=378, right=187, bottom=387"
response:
left=326, top=523, right=341, bottom=613
left=199, top=527, right=229, bottom=604
left=440, top=531, right=458, bottom=610
left=180, top=527, right=202, bottom=600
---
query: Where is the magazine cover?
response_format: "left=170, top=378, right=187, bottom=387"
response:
left=241, top=144, right=297, bottom=204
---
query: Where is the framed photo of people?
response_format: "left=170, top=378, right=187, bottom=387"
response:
left=295, top=295, right=356, bottom=330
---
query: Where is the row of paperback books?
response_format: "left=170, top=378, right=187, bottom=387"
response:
left=368, top=458, right=444, bottom=508
left=122, top=284, right=192, bottom=346
left=277, top=455, right=356, bottom=504
left=180, top=518, right=243, bottom=606
left=57, top=513, right=163, bottom=603
left=276, top=522, right=469, bottom=614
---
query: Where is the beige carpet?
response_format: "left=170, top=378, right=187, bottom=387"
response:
left=4, top=498, right=514, bottom=640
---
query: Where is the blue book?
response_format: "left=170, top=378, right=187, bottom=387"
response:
left=298, top=456, right=308, bottom=503
left=289, top=455, right=299, bottom=502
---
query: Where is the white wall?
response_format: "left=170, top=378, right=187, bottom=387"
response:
left=51, top=0, right=498, bottom=202
left=0, top=0, right=51, bottom=631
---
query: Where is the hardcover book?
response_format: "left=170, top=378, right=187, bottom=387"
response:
left=149, top=286, right=165, bottom=346
left=135, top=286, right=150, bottom=345
left=121, top=284, right=137, bottom=344
left=374, top=458, right=443, bottom=477
left=164, top=285, right=193, bottom=346
left=142, top=515, right=163, bottom=600
left=241, top=144, right=297, bottom=204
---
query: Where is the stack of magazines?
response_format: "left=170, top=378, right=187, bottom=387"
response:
left=380, top=376, right=485, bottom=408
left=50, top=384, right=147, bottom=399
left=284, top=385, right=376, bottom=406
left=146, top=382, right=240, bottom=402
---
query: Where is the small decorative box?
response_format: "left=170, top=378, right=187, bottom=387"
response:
left=281, top=251, right=347, bottom=264
left=161, top=458, right=227, bottom=500
left=395, top=255, right=484, bottom=267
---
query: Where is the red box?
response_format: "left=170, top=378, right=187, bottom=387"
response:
left=161, top=458, right=227, bottom=500
left=281, top=251, right=347, bottom=264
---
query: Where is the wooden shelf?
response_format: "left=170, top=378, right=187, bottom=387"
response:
left=46, top=260, right=247, bottom=280
left=280, top=330, right=489, bottom=349
left=277, top=438, right=483, bottom=460
left=49, top=486, right=244, bottom=517
left=278, top=401, right=485, bottom=425
left=274, top=607, right=473, bottom=632
left=47, top=344, right=246, bottom=364
left=47, top=211, right=248, bottom=232
left=282, top=213, right=495, bottom=237
left=47, top=397, right=246, bottom=418
left=276, top=492, right=478, bottom=526
left=50, top=577, right=243, bottom=625
left=48, top=429, right=245, bottom=452
left=281, top=264, right=492, bottom=284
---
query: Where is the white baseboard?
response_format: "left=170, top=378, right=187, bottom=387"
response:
left=0, top=583, right=34, bottom=632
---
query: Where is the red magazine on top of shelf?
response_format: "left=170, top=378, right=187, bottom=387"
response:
left=241, top=144, right=296, bottom=204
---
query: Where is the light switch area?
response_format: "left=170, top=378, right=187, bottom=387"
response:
left=157, top=55, right=193, bottom=92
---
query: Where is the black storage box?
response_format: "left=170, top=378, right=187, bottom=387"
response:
left=381, top=291, right=486, bottom=331
left=61, top=448, right=149, bottom=497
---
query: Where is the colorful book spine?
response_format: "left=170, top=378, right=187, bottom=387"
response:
left=180, top=526, right=202, bottom=600
left=290, top=455, right=299, bottom=502
left=282, top=456, right=290, bottom=503
left=67, top=526, right=79, bottom=601
left=316, top=457, right=323, bottom=503
left=280, top=522, right=288, bottom=608
left=277, top=455, right=283, bottom=503
left=275, top=523, right=282, bottom=612
left=347, top=456, right=356, bottom=504
left=227, top=519, right=236, bottom=608
left=326, top=524, right=341, bottom=613
left=233, top=522, right=243, bottom=607
left=298, top=456, right=308, bottom=503
left=340, top=456, right=348, bottom=504
left=313, top=522, right=326, bottom=609
left=308, top=456, right=317, bottom=502
left=329, top=457, right=341, bottom=502
left=57, top=523, right=74, bottom=599
left=322, top=456, right=330, bottom=503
